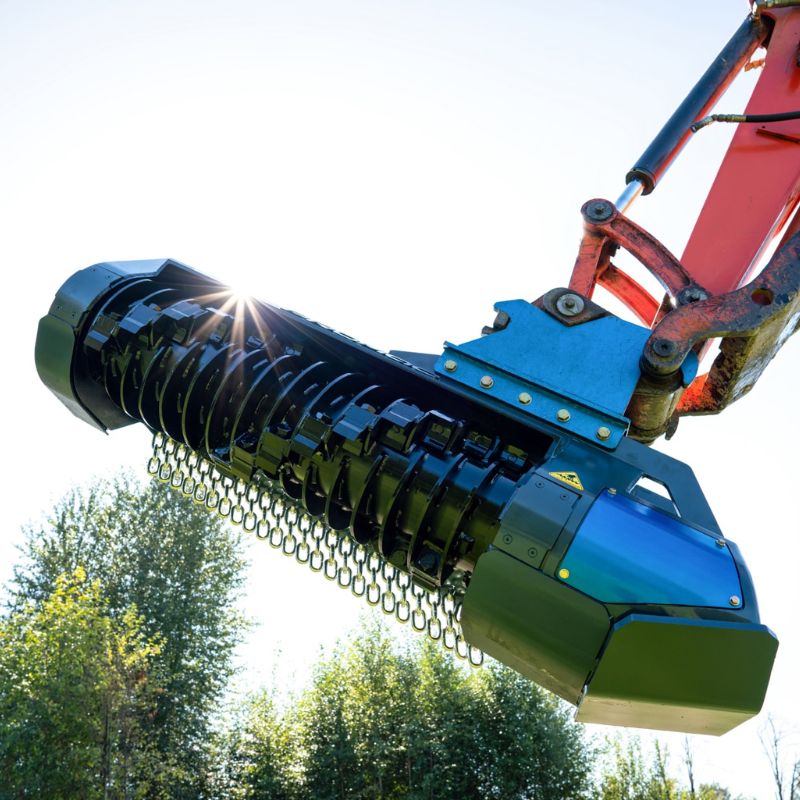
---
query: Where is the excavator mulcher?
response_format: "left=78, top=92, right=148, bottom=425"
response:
left=35, top=1, right=800, bottom=734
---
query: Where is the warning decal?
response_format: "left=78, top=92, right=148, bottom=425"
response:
left=548, top=471, right=584, bottom=491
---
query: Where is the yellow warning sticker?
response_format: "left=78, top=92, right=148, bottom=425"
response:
left=548, top=471, right=584, bottom=491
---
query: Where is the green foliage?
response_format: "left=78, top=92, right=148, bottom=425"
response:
left=695, top=785, right=733, bottom=800
left=598, top=736, right=685, bottom=800
left=406, top=636, right=484, bottom=798
left=598, top=736, right=652, bottom=800
left=1, top=476, right=747, bottom=800
left=220, top=618, right=595, bottom=800
left=597, top=738, right=751, bottom=800
left=212, top=692, right=299, bottom=800
left=471, top=660, right=596, bottom=799
left=0, top=568, right=163, bottom=799
left=10, top=476, right=249, bottom=798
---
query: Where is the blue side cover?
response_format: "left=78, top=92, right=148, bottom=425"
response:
left=560, top=491, right=742, bottom=608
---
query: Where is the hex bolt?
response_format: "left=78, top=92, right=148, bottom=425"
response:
left=608, top=487, right=617, bottom=495
left=444, top=359, right=457, bottom=372
left=480, top=375, right=494, bottom=389
left=596, top=426, right=611, bottom=441
left=556, top=408, right=571, bottom=422
left=729, top=595, right=741, bottom=607
left=518, top=392, right=532, bottom=405
left=584, top=199, right=615, bottom=222
left=652, top=338, right=677, bottom=358
left=556, top=293, right=585, bottom=317
left=716, top=538, right=727, bottom=548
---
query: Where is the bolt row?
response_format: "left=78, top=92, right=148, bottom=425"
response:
left=443, top=359, right=612, bottom=440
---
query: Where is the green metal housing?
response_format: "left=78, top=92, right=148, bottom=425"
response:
left=34, top=259, right=778, bottom=735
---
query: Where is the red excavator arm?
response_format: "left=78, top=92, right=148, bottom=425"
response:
left=570, top=2, right=800, bottom=442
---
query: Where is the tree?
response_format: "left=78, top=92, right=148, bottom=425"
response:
left=696, top=785, right=733, bottom=800
left=408, top=638, right=486, bottom=798
left=599, top=736, right=685, bottom=800
left=469, top=659, right=595, bottom=799
left=651, top=740, right=678, bottom=800
left=599, top=736, right=656, bottom=800
left=287, top=620, right=418, bottom=800
left=223, top=617, right=595, bottom=800
left=10, top=475, right=249, bottom=798
left=760, top=715, right=800, bottom=800
left=598, top=736, right=747, bottom=800
left=683, top=739, right=742, bottom=800
left=212, top=692, right=299, bottom=800
left=683, top=737, right=696, bottom=800
left=0, top=568, right=162, bottom=799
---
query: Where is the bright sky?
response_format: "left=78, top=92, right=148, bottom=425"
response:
left=3, top=0, right=799, bottom=795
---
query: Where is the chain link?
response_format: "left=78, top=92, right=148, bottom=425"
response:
left=148, top=433, right=483, bottom=666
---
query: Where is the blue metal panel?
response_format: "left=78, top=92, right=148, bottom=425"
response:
left=560, top=491, right=742, bottom=608
left=435, top=300, right=651, bottom=448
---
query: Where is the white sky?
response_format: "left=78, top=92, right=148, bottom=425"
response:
left=2, top=0, right=799, bottom=795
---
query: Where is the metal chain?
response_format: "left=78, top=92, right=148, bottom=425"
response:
left=147, top=433, right=483, bottom=666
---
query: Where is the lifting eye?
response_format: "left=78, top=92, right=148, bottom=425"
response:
left=631, top=475, right=679, bottom=515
